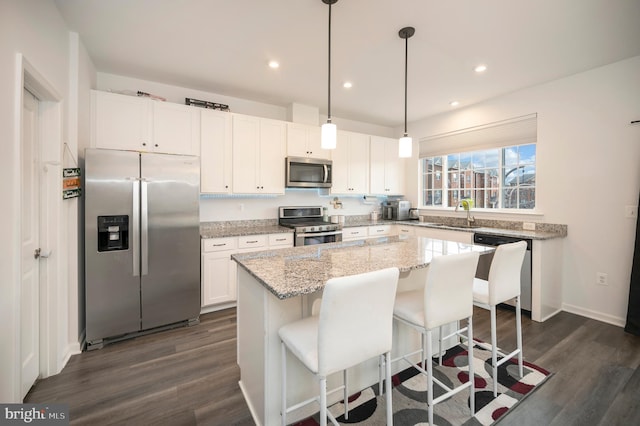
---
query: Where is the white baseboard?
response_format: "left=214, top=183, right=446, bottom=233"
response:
left=200, top=302, right=236, bottom=315
left=562, top=303, right=626, bottom=327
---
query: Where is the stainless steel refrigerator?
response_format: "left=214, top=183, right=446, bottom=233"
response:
left=84, top=148, right=200, bottom=349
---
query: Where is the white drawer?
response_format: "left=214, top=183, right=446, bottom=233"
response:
left=268, top=233, right=293, bottom=247
left=369, top=225, right=391, bottom=236
left=202, top=237, right=238, bottom=253
left=238, top=234, right=267, bottom=249
left=343, top=227, right=369, bottom=240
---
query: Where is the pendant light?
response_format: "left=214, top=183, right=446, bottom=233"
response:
left=398, top=26, right=415, bottom=158
left=321, top=0, right=338, bottom=149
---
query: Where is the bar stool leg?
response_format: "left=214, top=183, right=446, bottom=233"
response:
left=516, top=296, right=524, bottom=378
left=438, top=325, right=443, bottom=366
left=385, top=351, right=393, bottom=426
left=426, top=328, right=434, bottom=426
left=491, top=305, right=498, bottom=397
left=343, top=370, right=349, bottom=420
left=320, top=377, right=327, bottom=426
left=467, top=315, right=475, bottom=415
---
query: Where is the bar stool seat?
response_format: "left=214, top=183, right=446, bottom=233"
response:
left=279, top=267, right=400, bottom=426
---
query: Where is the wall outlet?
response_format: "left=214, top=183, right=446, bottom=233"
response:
left=596, top=272, right=608, bottom=286
left=522, top=222, right=536, bottom=231
left=625, top=205, right=638, bottom=218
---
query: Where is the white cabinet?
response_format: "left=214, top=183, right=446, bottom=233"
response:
left=368, top=224, right=392, bottom=238
left=201, top=233, right=293, bottom=311
left=370, top=135, right=405, bottom=195
left=232, top=115, right=286, bottom=194
left=342, top=225, right=392, bottom=241
left=331, top=130, right=370, bottom=194
left=201, top=238, right=239, bottom=307
left=395, top=225, right=415, bottom=237
left=342, top=226, right=369, bottom=241
left=286, top=123, right=329, bottom=159
left=91, top=90, right=200, bottom=156
left=200, top=109, right=232, bottom=194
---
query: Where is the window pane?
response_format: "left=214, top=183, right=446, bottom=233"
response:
left=419, top=144, right=535, bottom=210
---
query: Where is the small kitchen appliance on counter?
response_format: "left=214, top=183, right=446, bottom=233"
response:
left=382, top=200, right=411, bottom=220
left=279, top=206, right=342, bottom=246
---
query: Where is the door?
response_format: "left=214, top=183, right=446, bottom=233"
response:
left=85, top=149, right=142, bottom=344
left=21, top=89, right=39, bottom=398
left=141, top=153, right=200, bottom=329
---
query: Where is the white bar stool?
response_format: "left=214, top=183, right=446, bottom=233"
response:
left=472, top=240, right=527, bottom=397
left=278, top=267, right=400, bottom=426
left=393, top=251, right=479, bottom=426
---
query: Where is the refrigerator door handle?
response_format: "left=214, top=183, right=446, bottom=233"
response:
left=141, top=180, right=149, bottom=276
left=132, top=179, right=140, bottom=277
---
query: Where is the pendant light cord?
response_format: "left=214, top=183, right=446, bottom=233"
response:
left=327, top=1, right=332, bottom=122
left=403, top=35, right=408, bottom=136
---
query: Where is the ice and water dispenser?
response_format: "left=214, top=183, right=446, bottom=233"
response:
left=97, top=215, right=129, bottom=252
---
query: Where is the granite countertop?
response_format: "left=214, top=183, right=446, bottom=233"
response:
left=344, top=219, right=565, bottom=240
left=201, top=217, right=567, bottom=241
left=200, top=220, right=292, bottom=239
left=231, top=235, right=493, bottom=300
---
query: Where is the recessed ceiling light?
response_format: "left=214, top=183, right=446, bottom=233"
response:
left=474, top=64, right=487, bottom=73
left=343, top=82, right=352, bottom=89
left=449, top=100, right=460, bottom=107
left=268, top=60, right=280, bottom=69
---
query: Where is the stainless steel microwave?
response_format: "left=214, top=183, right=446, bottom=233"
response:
left=285, top=157, right=332, bottom=188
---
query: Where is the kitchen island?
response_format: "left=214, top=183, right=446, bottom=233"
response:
left=231, top=235, right=493, bottom=426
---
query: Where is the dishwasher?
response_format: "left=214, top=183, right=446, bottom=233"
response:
left=473, top=233, right=532, bottom=314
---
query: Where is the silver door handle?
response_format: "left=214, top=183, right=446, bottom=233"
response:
left=34, top=248, right=52, bottom=259
left=132, top=181, right=140, bottom=276
left=323, top=164, right=328, bottom=183
left=141, top=180, right=149, bottom=276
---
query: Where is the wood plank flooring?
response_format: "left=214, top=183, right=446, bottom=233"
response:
left=25, top=307, right=640, bottom=425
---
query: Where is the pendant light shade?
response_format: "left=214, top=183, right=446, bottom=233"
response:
left=398, top=26, right=415, bottom=158
left=321, top=0, right=338, bottom=150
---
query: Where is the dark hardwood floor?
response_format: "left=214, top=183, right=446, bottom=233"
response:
left=25, top=306, right=640, bottom=425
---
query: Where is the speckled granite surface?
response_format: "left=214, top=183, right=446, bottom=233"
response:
left=200, top=219, right=292, bottom=238
left=201, top=216, right=566, bottom=240
left=232, top=235, right=493, bottom=300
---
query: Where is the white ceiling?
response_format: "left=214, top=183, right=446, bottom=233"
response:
left=54, top=0, right=640, bottom=127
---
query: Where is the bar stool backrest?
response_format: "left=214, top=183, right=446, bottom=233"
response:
left=318, top=267, right=400, bottom=376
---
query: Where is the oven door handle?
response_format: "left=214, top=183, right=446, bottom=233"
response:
left=297, top=230, right=342, bottom=238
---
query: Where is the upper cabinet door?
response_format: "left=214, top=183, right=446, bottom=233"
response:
left=91, top=90, right=200, bottom=156
left=331, top=130, right=369, bottom=194
left=286, top=123, right=328, bottom=160
left=92, top=90, right=151, bottom=152
left=201, top=109, right=232, bottom=194
left=258, top=118, right=286, bottom=194
left=370, top=135, right=405, bottom=195
left=152, top=102, right=200, bottom=155
left=232, top=114, right=260, bottom=193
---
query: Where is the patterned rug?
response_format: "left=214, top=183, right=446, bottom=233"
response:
left=293, top=341, right=551, bottom=425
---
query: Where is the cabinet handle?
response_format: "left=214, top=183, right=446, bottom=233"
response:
left=154, top=144, right=158, bottom=147
left=142, top=142, right=147, bottom=146
left=213, top=243, right=228, bottom=247
left=275, top=238, right=286, bottom=241
left=246, top=240, right=258, bottom=244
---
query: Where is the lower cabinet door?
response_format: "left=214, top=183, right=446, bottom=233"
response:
left=202, top=251, right=237, bottom=306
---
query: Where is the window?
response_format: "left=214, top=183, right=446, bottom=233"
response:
left=421, top=144, right=535, bottom=209
left=418, top=114, right=537, bottom=211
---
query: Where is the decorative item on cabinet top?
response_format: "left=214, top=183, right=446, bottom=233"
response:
left=185, top=97, right=230, bottom=111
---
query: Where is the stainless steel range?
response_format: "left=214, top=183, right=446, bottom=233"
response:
left=278, top=206, right=342, bottom=246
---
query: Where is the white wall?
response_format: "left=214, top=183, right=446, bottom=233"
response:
left=0, top=0, right=93, bottom=402
left=404, top=56, right=640, bottom=326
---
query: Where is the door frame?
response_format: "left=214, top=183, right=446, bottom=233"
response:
left=14, top=54, right=64, bottom=400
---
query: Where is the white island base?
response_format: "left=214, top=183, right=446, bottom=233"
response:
left=237, top=267, right=459, bottom=426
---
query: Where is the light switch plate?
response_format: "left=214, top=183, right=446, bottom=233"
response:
left=522, top=222, right=536, bottom=231
left=626, top=205, right=638, bottom=218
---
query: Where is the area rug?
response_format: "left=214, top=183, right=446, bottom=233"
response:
left=293, top=341, right=551, bottom=425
